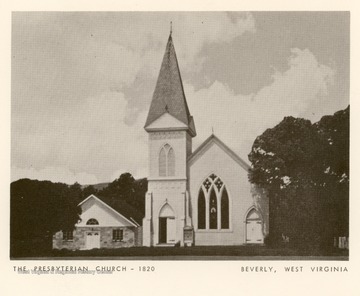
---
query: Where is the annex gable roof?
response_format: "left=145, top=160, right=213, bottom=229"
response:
left=78, top=194, right=141, bottom=227
left=187, top=134, right=251, bottom=171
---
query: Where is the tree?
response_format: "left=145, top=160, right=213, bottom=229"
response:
left=82, top=185, right=98, bottom=199
left=248, top=106, right=349, bottom=248
left=315, top=106, right=349, bottom=239
left=68, top=182, right=83, bottom=202
left=10, top=179, right=81, bottom=256
left=99, top=173, right=147, bottom=215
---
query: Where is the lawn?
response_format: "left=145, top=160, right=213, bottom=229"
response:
left=11, top=245, right=349, bottom=260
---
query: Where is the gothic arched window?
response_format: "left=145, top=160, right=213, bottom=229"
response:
left=167, top=147, right=175, bottom=176
left=159, top=144, right=175, bottom=177
left=198, top=189, right=206, bottom=229
left=209, top=188, right=217, bottom=229
left=221, top=187, right=229, bottom=229
left=197, top=174, right=230, bottom=230
left=159, top=147, right=167, bottom=176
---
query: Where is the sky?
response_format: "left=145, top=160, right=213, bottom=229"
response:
left=11, top=12, right=350, bottom=185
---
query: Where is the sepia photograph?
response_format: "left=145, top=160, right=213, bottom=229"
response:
left=10, top=11, right=349, bottom=261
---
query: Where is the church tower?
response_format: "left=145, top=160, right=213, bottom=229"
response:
left=142, top=32, right=196, bottom=246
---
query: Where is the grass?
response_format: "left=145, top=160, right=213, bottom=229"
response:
left=11, top=245, right=349, bottom=260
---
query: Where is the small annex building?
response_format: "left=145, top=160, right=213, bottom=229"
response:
left=53, top=194, right=142, bottom=250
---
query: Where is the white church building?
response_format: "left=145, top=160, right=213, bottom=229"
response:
left=142, top=33, right=267, bottom=247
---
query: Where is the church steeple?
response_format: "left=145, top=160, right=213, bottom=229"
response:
left=145, top=32, right=196, bottom=137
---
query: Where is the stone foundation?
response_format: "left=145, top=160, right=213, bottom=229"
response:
left=53, top=226, right=140, bottom=250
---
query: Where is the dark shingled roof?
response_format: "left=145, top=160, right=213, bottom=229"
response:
left=145, top=34, right=196, bottom=136
left=96, top=195, right=144, bottom=226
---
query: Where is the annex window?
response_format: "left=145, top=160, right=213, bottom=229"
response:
left=86, top=218, right=99, bottom=225
left=159, top=144, right=175, bottom=177
left=62, top=230, right=73, bottom=241
left=197, top=174, right=230, bottom=230
left=112, top=229, right=123, bottom=242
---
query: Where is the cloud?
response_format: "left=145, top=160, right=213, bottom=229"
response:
left=12, top=12, right=255, bottom=95
left=157, top=12, right=256, bottom=72
left=12, top=91, right=148, bottom=184
left=186, top=48, right=336, bottom=160
left=13, top=14, right=343, bottom=184
left=12, top=47, right=336, bottom=184
left=12, top=12, right=257, bottom=184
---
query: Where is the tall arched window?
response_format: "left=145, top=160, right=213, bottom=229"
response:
left=159, top=144, right=175, bottom=177
left=197, top=173, right=230, bottom=230
left=221, top=187, right=229, bottom=229
left=159, top=148, right=167, bottom=176
left=198, top=189, right=206, bottom=229
left=209, top=188, right=217, bottom=229
left=167, top=148, right=175, bottom=176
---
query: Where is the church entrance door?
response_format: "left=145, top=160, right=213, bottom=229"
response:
left=159, top=217, right=167, bottom=243
left=159, top=217, right=176, bottom=244
left=246, top=209, right=263, bottom=244
left=85, top=231, right=100, bottom=249
left=158, top=203, right=176, bottom=244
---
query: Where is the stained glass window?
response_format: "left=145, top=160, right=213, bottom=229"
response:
left=198, top=174, right=230, bottom=230
left=209, top=188, right=217, bottom=229
left=221, top=187, right=229, bottom=229
left=198, top=189, right=206, bottom=229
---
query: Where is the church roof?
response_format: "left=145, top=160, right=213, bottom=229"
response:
left=78, top=194, right=143, bottom=226
left=145, top=34, right=196, bottom=136
left=187, top=134, right=251, bottom=171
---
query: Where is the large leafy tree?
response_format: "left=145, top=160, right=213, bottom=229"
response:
left=248, top=106, right=349, bottom=247
left=99, top=173, right=147, bottom=214
left=82, top=185, right=98, bottom=199
left=10, top=179, right=82, bottom=256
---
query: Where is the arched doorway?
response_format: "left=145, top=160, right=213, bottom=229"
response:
left=245, top=208, right=263, bottom=244
left=158, top=203, right=176, bottom=244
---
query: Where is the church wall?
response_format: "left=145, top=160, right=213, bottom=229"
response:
left=186, top=132, right=192, bottom=160
left=189, top=143, right=254, bottom=245
left=147, top=180, right=187, bottom=245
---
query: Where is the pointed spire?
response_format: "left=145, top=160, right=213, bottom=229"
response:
left=145, top=32, right=196, bottom=136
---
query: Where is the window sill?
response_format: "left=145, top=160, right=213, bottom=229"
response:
left=195, top=229, right=233, bottom=233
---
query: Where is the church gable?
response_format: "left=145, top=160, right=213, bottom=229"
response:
left=188, top=135, right=255, bottom=246
left=188, top=134, right=250, bottom=171
left=77, top=195, right=137, bottom=228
